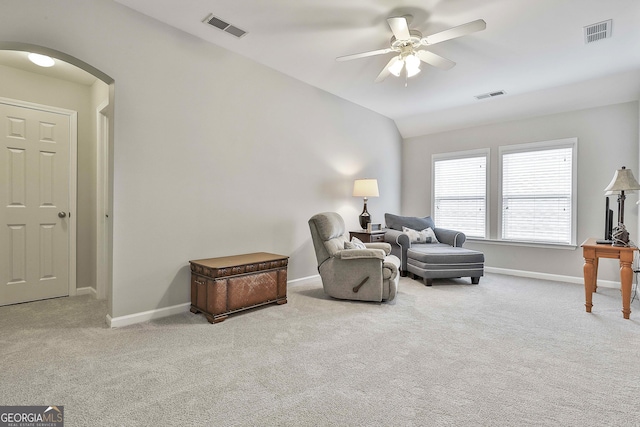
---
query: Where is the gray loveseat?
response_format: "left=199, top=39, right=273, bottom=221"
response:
left=383, top=213, right=484, bottom=285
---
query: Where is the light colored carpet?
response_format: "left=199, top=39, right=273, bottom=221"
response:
left=1, top=273, right=639, bottom=426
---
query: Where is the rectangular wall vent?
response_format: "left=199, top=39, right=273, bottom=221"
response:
left=475, top=90, right=506, bottom=100
left=584, top=19, right=612, bottom=44
left=203, top=14, right=247, bottom=38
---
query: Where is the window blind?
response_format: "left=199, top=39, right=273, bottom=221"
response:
left=501, top=146, right=574, bottom=244
left=433, top=154, right=487, bottom=238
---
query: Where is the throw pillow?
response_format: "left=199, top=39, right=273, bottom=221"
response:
left=344, top=236, right=366, bottom=250
left=402, top=226, right=440, bottom=244
left=402, top=226, right=421, bottom=243
left=422, top=227, right=440, bottom=244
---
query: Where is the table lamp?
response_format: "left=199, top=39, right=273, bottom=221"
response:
left=604, top=166, right=640, bottom=246
left=353, top=179, right=379, bottom=229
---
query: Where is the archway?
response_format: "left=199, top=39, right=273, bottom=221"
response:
left=0, top=42, right=114, bottom=315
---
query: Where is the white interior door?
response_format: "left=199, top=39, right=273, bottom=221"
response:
left=0, top=101, right=71, bottom=305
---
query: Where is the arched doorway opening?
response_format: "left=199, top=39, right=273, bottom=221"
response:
left=0, top=42, right=114, bottom=314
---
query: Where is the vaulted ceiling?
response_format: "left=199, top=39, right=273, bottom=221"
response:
left=113, top=0, right=640, bottom=137
left=3, top=1, right=639, bottom=138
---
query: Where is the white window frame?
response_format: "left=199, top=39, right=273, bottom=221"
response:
left=498, top=138, right=577, bottom=246
left=432, top=148, right=490, bottom=239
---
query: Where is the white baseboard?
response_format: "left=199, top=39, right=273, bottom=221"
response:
left=105, top=276, right=322, bottom=328
left=104, top=269, right=620, bottom=328
left=287, top=274, right=320, bottom=287
left=76, top=286, right=97, bottom=297
left=107, top=302, right=191, bottom=328
left=485, top=267, right=620, bottom=288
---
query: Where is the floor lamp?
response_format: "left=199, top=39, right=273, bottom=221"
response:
left=353, top=179, right=379, bottom=229
left=604, top=166, right=640, bottom=247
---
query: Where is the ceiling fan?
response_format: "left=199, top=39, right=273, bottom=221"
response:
left=337, top=16, right=486, bottom=84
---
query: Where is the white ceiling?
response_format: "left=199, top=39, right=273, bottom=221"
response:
left=5, top=1, right=640, bottom=138
left=112, top=0, right=640, bottom=137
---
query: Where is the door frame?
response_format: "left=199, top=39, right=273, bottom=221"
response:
left=96, top=100, right=109, bottom=300
left=0, top=96, right=78, bottom=297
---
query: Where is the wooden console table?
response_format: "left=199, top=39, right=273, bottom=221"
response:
left=189, top=252, right=288, bottom=323
left=581, top=238, right=637, bottom=319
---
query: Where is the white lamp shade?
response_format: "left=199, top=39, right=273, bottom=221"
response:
left=604, top=167, right=640, bottom=192
left=353, top=179, right=379, bottom=197
left=388, top=57, right=404, bottom=77
left=406, top=66, right=421, bottom=78
left=405, top=54, right=421, bottom=77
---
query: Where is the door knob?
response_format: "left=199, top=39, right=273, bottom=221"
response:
left=58, top=212, right=67, bottom=218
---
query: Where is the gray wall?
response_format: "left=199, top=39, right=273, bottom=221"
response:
left=0, top=64, right=107, bottom=292
left=403, top=101, right=639, bottom=282
left=0, top=0, right=402, bottom=318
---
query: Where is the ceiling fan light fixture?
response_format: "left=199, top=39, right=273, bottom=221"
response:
left=388, top=56, right=404, bottom=77
left=406, top=65, right=421, bottom=78
left=405, top=54, right=421, bottom=77
left=336, top=15, right=485, bottom=83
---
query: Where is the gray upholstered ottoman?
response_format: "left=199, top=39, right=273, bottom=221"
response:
left=406, top=246, right=484, bottom=286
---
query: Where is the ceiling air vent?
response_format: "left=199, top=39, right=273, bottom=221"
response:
left=584, top=20, right=612, bottom=44
left=475, top=90, right=506, bottom=100
left=203, top=14, right=247, bottom=38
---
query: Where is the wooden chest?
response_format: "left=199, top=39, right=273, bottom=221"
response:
left=189, top=252, right=288, bottom=323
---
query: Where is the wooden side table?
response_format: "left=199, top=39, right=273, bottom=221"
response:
left=581, top=238, right=637, bottom=319
left=349, top=230, right=386, bottom=243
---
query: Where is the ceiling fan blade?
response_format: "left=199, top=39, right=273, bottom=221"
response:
left=387, top=16, right=411, bottom=40
left=336, top=48, right=394, bottom=62
left=422, top=19, right=486, bottom=46
left=416, top=50, right=456, bottom=70
left=375, top=56, right=401, bottom=83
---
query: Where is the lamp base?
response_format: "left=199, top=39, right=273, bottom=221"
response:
left=612, top=223, right=630, bottom=247
left=359, top=200, right=371, bottom=230
left=359, top=213, right=371, bottom=230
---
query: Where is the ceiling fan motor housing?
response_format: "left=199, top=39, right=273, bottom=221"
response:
left=390, top=30, right=423, bottom=49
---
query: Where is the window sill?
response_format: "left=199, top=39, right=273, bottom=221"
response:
left=466, top=238, right=577, bottom=251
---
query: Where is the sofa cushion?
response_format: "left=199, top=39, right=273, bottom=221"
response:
left=407, top=246, right=485, bottom=264
left=385, top=213, right=435, bottom=232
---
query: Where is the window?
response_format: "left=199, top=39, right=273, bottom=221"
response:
left=433, top=149, right=488, bottom=238
left=499, top=138, right=577, bottom=245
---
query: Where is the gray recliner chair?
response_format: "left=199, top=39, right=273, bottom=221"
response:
left=308, top=212, right=400, bottom=302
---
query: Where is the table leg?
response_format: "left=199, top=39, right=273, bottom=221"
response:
left=583, top=255, right=596, bottom=313
left=593, top=258, right=599, bottom=292
left=620, top=256, right=633, bottom=319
